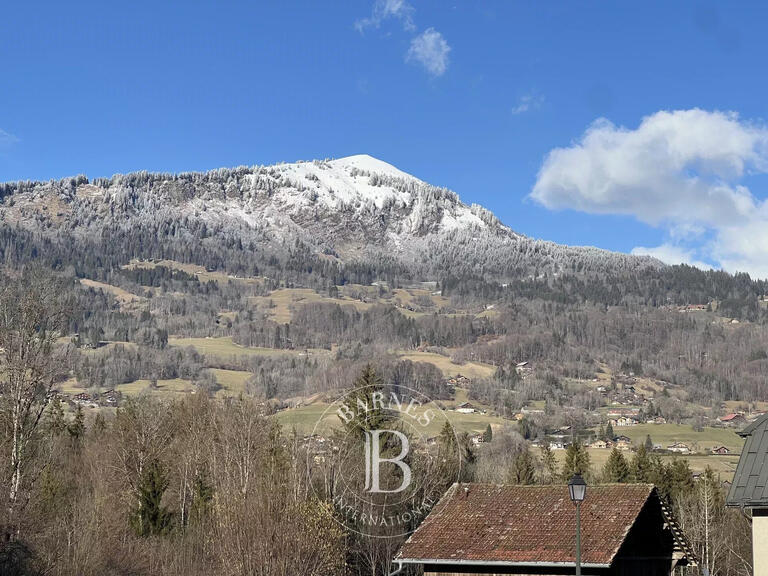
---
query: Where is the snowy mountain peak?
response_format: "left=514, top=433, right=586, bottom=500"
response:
left=0, top=155, right=661, bottom=281
left=327, top=154, right=418, bottom=181
left=264, top=154, right=427, bottom=214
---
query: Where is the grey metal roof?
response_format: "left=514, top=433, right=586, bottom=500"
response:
left=726, top=414, right=768, bottom=508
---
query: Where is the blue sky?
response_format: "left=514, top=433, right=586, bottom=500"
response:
left=3, top=1, right=768, bottom=276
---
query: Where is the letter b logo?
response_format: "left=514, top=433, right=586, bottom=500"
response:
left=364, top=430, right=412, bottom=493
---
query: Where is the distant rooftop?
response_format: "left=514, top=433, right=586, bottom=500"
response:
left=719, top=413, right=745, bottom=422
left=727, top=414, right=768, bottom=508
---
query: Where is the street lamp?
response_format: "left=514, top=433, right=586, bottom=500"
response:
left=568, top=474, right=587, bottom=576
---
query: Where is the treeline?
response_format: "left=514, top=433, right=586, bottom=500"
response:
left=9, top=395, right=347, bottom=576
left=460, top=300, right=768, bottom=404
left=40, top=263, right=768, bottom=408
left=442, top=264, right=768, bottom=320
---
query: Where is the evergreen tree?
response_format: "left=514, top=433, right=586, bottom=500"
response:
left=438, top=419, right=456, bottom=454
left=666, top=458, right=694, bottom=502
left=92, top=412, right=107, bottom=436
left=341, top=364, right=392, bottom=438
left=538, top=444, right=559, bottom=484
left=68, top=404, right=85, bottom=441
left=631, top=444, right=653, bottom=482
left=190, top=469, right=214, bottom=526
left=562, top=442, right=591, bottom=480
left=482, top=424, right=493, bottom=443
left=519, top=416, right=533, bottom=440
left=46, top=396, right=67, bottom=436
left=457, top=432, right=476, bottom=482
left=435, top=421, right=474, bottom=485
left=436, top=420, right=456, bottom=478
left=644, top=434, right=654, bottom=452
left=650, top=457, right=673, bottom=500
left=605, top=421, right=615, bottom=441
left=132, top=459, right=173, bottom=536
left=602, top=448, right=630, bottom=483
left=510, top=447, right=536, bottom=485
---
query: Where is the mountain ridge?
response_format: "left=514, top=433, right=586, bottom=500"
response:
left=0, top=154, right=662, bottom=281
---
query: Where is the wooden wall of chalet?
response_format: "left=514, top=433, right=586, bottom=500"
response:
left=608, top=491, right=678, bottom=576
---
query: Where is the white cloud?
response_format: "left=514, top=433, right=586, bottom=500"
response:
left=631, top=244, right=712, bottom=270
left=355, top=0, right=415, bottom=33
left=406, top=28, right=451, bottom=77
left=531, top=109, right=768, bottom=278
left=512, top=94, right=544, bottom=115
left=355, top=2, right=451, bottom=78
left=0, top=128, right=18, bottom=148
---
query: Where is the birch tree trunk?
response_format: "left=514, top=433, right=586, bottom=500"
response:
left=0, top=269, right=70, bottom=541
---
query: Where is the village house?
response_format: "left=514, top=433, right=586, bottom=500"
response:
left=727, top=413, right=768, bottom=576
left=394, top=483, right=695, bottom=575
left=455, top=402, right=478, bottom=414
left=711, top=445, right=730, bottom=455
left=607, top=408, right=640, bottom=419
left=678, top=304, right=708, bottom=312
left=667, top=442, right=691, bottom=454
left=590, top=439, right=609, bottom=449
left=718, top=413, right=747, bottom=427
left=548, top=426, right=572, bottom=440
left=71, top=392, right=99, bottom=408
left=445, top=374, right=471, bottom=388
left=610, top=416, right=639, bottom=427
left=301, top=433, right=336, bottom=457
left=99, top=388, right=120, bottom=406
left=614, top=436, right=633, bottom=451
left=470, top=434, right=485, bottom=446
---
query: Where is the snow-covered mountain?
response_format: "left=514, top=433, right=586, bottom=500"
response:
left=0, top=154, right=661, bottom=280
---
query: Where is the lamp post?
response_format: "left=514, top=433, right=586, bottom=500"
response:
left=568, top=473, right=587, bottom=576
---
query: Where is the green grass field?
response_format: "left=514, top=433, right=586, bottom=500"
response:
left=117, top=378, right=193, bottom=395
left=611, top=423, right=742, bottom=452
left=274, top=399, right=506, bottom=437
left=123, top=259, right=266, bottom=287
left=250, top=287, right=379, bottom=323
left=168, top=337, right=332, bottom=362
left=79, top=278, right=144, bottom=306
left=57, top=378, right=84, bottom=395
left=168, top=336, right=288, bottom=357
left=210, top=368, right=252, bottom=397
left=397, top=351, right=497, bottom=379
left=56, top=376, right=193, bottom=397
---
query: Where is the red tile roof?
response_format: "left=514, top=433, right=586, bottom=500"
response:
left=396, top=483, right=656, bottom=567
left=720, top=413, right=744, bottom=422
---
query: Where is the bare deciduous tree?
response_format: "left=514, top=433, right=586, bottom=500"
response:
left=0, top=269, right=71, bottom=541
